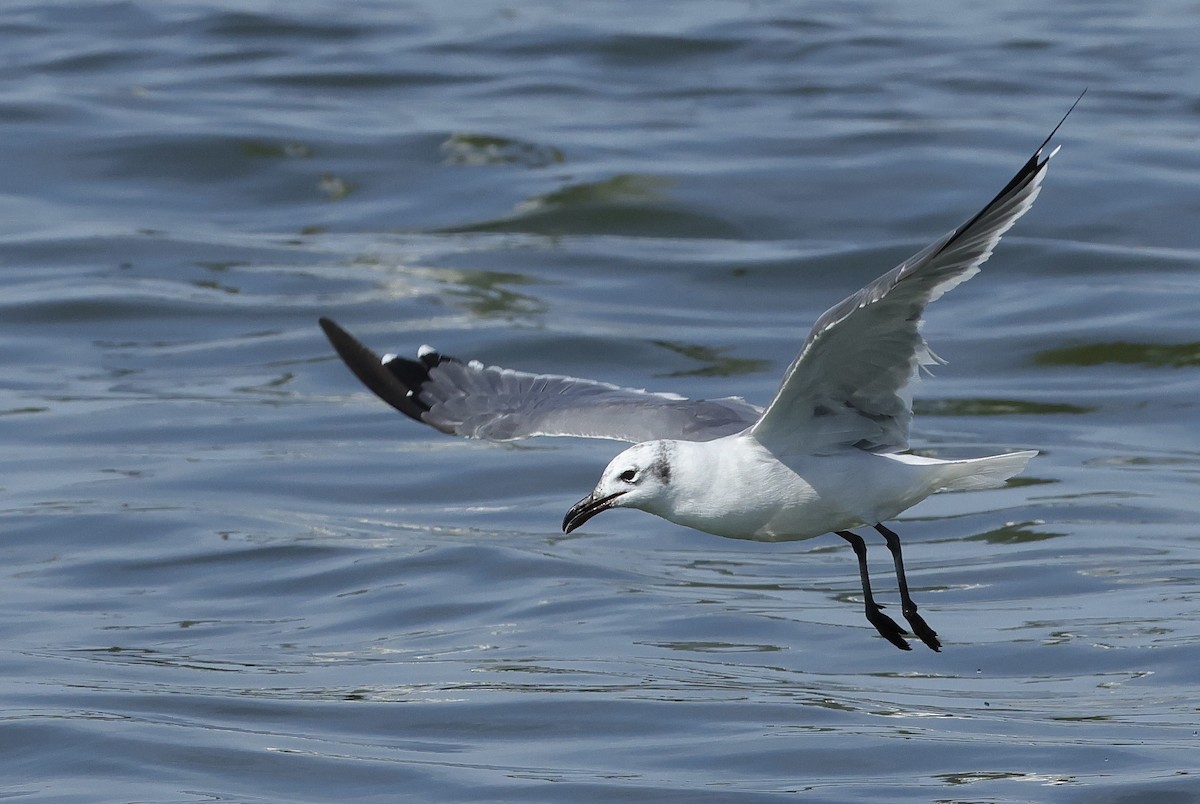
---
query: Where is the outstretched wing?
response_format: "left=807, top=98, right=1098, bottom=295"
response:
left=319, top=317, right=761, bottom=443
left=751, top=97, right=1080, bottom=455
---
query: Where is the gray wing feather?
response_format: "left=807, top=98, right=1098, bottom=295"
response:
left=319, top=317, right=760, bottom=443
left=423, top=360, right=761, bottom=442
left=751, top=108, right=1073, bottom=455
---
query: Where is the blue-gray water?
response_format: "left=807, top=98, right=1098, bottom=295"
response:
left=3, top=2, right=1199, bottom=801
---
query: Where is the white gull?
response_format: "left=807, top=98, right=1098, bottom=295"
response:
left=319, top=97, right=1080, bottom=651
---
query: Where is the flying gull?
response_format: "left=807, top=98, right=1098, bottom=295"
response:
left=319, top=98, right=1080, bottom=651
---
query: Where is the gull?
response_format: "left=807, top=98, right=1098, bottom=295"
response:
left=319, top=98, right=1079, bottom=651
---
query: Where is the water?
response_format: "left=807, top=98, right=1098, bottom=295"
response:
left=3, top=1, right=1199, bottom=801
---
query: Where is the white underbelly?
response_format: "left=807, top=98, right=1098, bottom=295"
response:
left=667, top=449, right=932, bottom=543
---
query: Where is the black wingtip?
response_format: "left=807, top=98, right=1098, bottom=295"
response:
left=318, top=317, right=430, bottom=422
left=1035, top=88, right=1087, bottom=157
left=951, top=91, right=1084, bottom=240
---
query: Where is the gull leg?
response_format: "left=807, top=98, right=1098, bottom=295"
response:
left=875, top=524, right=942, bottom=651
left=836, top=530, right=910, bottom=651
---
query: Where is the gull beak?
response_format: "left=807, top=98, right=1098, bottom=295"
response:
left=562, top=490, right=626, bottom=534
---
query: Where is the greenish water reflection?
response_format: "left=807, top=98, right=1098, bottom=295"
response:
left=1035, top=341, right=1200, bottom=369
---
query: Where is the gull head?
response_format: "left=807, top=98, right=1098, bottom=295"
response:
left=562, top=441, right=676, bottom=533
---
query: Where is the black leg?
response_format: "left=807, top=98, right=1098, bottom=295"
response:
left=874, top=524, right=942, bottom=652
left=836, top=530, right=910, bottom=651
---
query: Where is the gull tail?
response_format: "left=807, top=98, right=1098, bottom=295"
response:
left=931, top=450, right=1038, bottom=492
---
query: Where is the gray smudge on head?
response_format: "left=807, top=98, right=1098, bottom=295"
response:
left=652, top=443, right=671, bottom=484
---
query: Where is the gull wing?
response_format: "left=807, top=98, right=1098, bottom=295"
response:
left=751, top=99, right=1079, bottom=455
left=319, top=317, right=761, bottom=443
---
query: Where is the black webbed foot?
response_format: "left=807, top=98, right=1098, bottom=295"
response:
left=866, top=603, right=912, bottom=651
left=903, top=607, right=941, bottom=652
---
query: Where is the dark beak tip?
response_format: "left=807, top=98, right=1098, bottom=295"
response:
left=562, top=496, right=590, bottom=534
left=561, top=490, right=624, bottom=535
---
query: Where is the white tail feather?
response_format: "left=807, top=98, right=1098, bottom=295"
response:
left=933, top=450, right=1038, bottom=491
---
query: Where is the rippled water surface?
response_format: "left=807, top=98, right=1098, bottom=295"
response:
left=4, top=2, right=1200, bottom=801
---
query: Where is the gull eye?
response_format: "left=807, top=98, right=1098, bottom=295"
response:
left=619, top=468, right=638, bottom=483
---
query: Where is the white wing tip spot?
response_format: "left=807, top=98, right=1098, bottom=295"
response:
left=381, top=353, right=397, bottom=364
left=417, top=345, right=436, bottom=359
